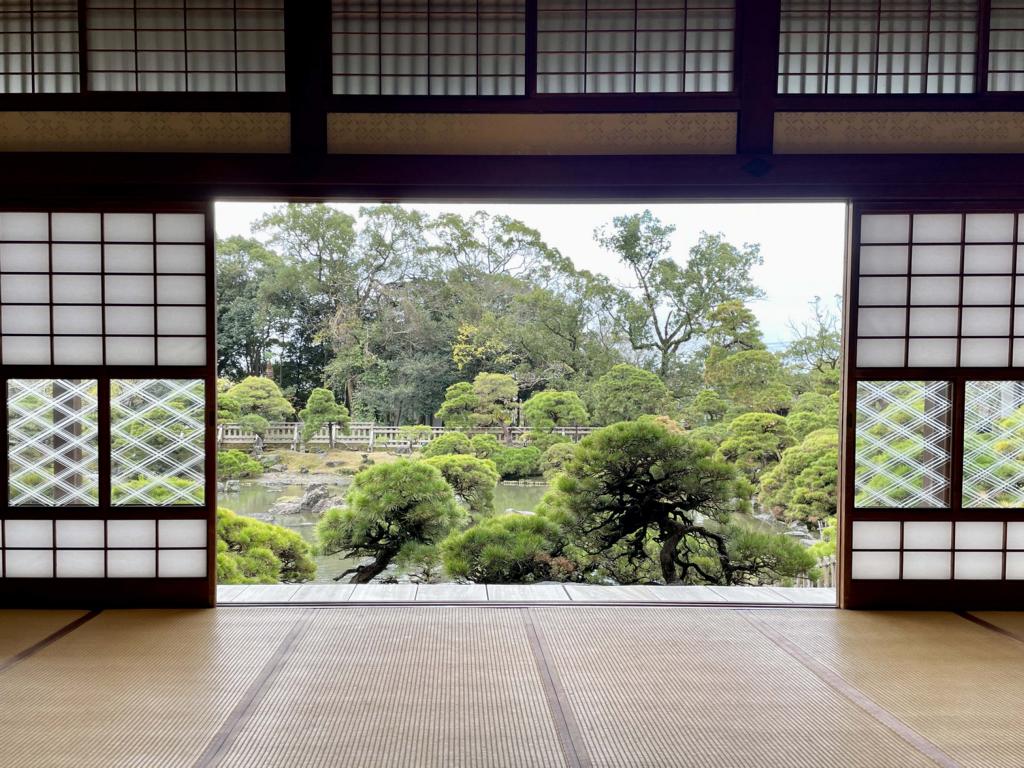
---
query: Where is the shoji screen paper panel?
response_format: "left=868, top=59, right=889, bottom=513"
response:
left=0, top=208, right=213, bottom=607
left=845, top=207, right=1024, bottom=608
left=86, top=0, right=285, bottom=92
left=332, top=0, right=526, bottom=96
left=778, top=0, right=977, bottom=95
left=537, top=0, right=735, bottom=94
left=989, top=0, right=1024, bottom=90
left=0, top=0, right=79, bottom=93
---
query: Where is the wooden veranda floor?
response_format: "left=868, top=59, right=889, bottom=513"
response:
left=0, top=605, right=1022, bottom=767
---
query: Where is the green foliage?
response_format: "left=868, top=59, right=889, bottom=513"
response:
left=470, top=372, right=520, bottom=427
left=217, top=378, right=242, bottom=422
left=112, top=476, right=203, bottom=506
left=704, top=349, right=793, bottom=414
left=225, top=376, right=295, bottom=421
left=760, top=428, right=839, bottom=530
left=238, top=413, right=270, bottom=438
left=492, top=446, right=543, bottom=479
left=521, top=390, right=589, bottom=431
left=590, top=364, right=672, bottom=425
left=541, top=442, right=577, bottom=481
left=217, top=450, right=263, bottom=482
left=807, top=517, right=837, bottom=560
left=522, top=431, right=571, bottom=454
left=441, top=513, right=571, bottom=583
left=298, top=387, right=351, bottom=442
left=435, top=382, right=478, bottom=428
left=718, top=412, right=795, bottom=483
left=217, top=507, right=317, bottom=584
left=398, top=424, right=434, bottom=444
left=316, top=459, right=465, bottom=583
left=421, top=454, right=500, bottom=517
left=684, top=389, right=729, bottom=427
left=422, top=432, right=473, bottom=457
left=469, top=433, right=501, bottom=458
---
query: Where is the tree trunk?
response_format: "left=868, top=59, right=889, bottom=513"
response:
left=659, top=530, right=684, bottom=584
left=334, top=548, right=398, bottom=584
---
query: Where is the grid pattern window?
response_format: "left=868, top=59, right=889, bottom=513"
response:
left=851, top=520, right=1023, bottom=580
left=0, top=518, right=207, bottom=577
left=778, top=0, right=978, bottom=95
left=856, top=213, right=1024, bottom=369
left=0, top=1, right=79, bottom=93
left=989, top=0, right=1024, bottom=90
left=0, top=211, right=208, bottom=366
left=963, top=380, right=1024, bottom=507
left=85, top=0, right=285, bottom=92
left=537, top=0, right=734, bottom=94
left=331, top=0, right=526, bottom=96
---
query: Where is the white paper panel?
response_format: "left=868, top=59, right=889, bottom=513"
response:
left=954, top=551, right=1003, bottom=579
left=157, top=307, right=205, bottom=335
left=0, top=213, right=49, bottom=241
left=913, top=214, right=962, bottom=243
left=909, top=307, right=959, bottom=336
left=910, top=276, right=960, bottom=305
left=2, top=337, right=51, bottom=364
left=1, top=275, right=50, bottom=303
left=107, top=519, right=156, bottom=549
left=105, top=244, right=154, bottom=273
left=53, top=336, right=103, bottom=364
left=964, top=245, right=1013, bottom=274
left=156, top=214, right=205, bottom=243
left=955, top=521, right=1004, bottom=550
left=859, top=245, right=908, bottom=275
left=52, top=275, right=102, bottom=304
left=1008, top=522, right=1024, bottom=550
left=51, top=213, right=101, bottom=242
left=857, top=308, right=905, bottom=337
left=1, top=243, right=49, bottom=271
left=965, top=213, right=1015, bottom=243
left=860, top=215, right=909, bottom=244
left=852, top=520, right=901, bottom=550
left=105, top=336, right=155, bottom=365
left=53, top=306, right=103, bottom=334
left=158, top=519, right=206, bottom=548
left=2, top=306, right=50, bottom=334
left=4, top=550, right=54, bottom=578
left=1015, top=338, right=1024, bottom=366
left=5, top=519, right=53, bottom=548
left=105, top=275, right=155, bottom=304
left=158, top=548, right=207, bottom=578
left=961, top=307, right=1011, bottom=335
left=157, top=275, right=205, bottom=304
left=911, top=245, right=961, bottom=274
left=962, top=276, right=1013, bottom=305
left=56, top=550, right=105, bottom=578
left=851, top=551, right=901, bottom=580
left=108, top=550, right=156, bottom=578
left=902, top=551, right=951, bottom=580
left=859, top=277, right=907, bottom=305
left=104, top=213, right=153, bottom=242
left=52, top=244, right=102, bottom=272
left=55, top=520, right=104, bottom=548
left=106, top=306, right=156, bottom=335
left=1007, top=553, right=1024, bottom=580
left=960, top=338, right=1009, bottom=367
left=156, top=245, right=205, bottom=274
left=857, top=339, right=905, bottom=367
left=903, top=521, right=952, bottom=550
left=908, top=338, right=958, bottom=367
left=157, top=337, right=206, bottom=365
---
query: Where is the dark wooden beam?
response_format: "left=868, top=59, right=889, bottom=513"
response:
left=285, top=0, right=331, bottom=157
left=735, top=0, right=781, bottom=155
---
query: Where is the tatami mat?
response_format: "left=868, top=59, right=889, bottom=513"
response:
left=0, top=610, right=86, bottom=663
left=0, top=606, right=1021, bottom=768
left=762, top=609, right=1024, bottom=768
left=971, top=611, right=1024, bottom=640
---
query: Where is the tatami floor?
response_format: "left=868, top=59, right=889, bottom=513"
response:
left=0, top=606, right=1021, bottom=768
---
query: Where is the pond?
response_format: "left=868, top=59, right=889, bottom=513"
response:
left=218, top=480, right=550, bottom=583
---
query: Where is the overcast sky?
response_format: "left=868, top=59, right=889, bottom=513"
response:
left=215, top=201, right=846, bottom=346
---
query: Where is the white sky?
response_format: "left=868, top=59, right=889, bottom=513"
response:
left=215, top=201, right=847, bottom=346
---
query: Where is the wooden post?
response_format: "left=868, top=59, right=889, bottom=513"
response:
left=329, top=422, right=335, bottom=449
left=368, top=425, right=375, bottom=451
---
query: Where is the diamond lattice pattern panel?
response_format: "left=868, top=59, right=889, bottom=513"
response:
left=7, top=379, right=98, bottom=506
left=111, top=379, right=204, bottom=506
left=963, top=380, right=1024, bottom=508
left=855, top=380, right=952, bottom=508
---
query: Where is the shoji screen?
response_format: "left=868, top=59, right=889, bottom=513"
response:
left=85, top=0, right=286, bottom=92
left=989, top=0, right=1024, bottom=90
left=537, top=0, right=735, bottom=93
left=844, top=206, right=1024, bottom=608
left=331, top=0, right=526, bottom=96
left=778, top=0, right=977, bottom=95
left=0, top=0, right=79, bottom=93
left=0, top=206, right=214, bottom=607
